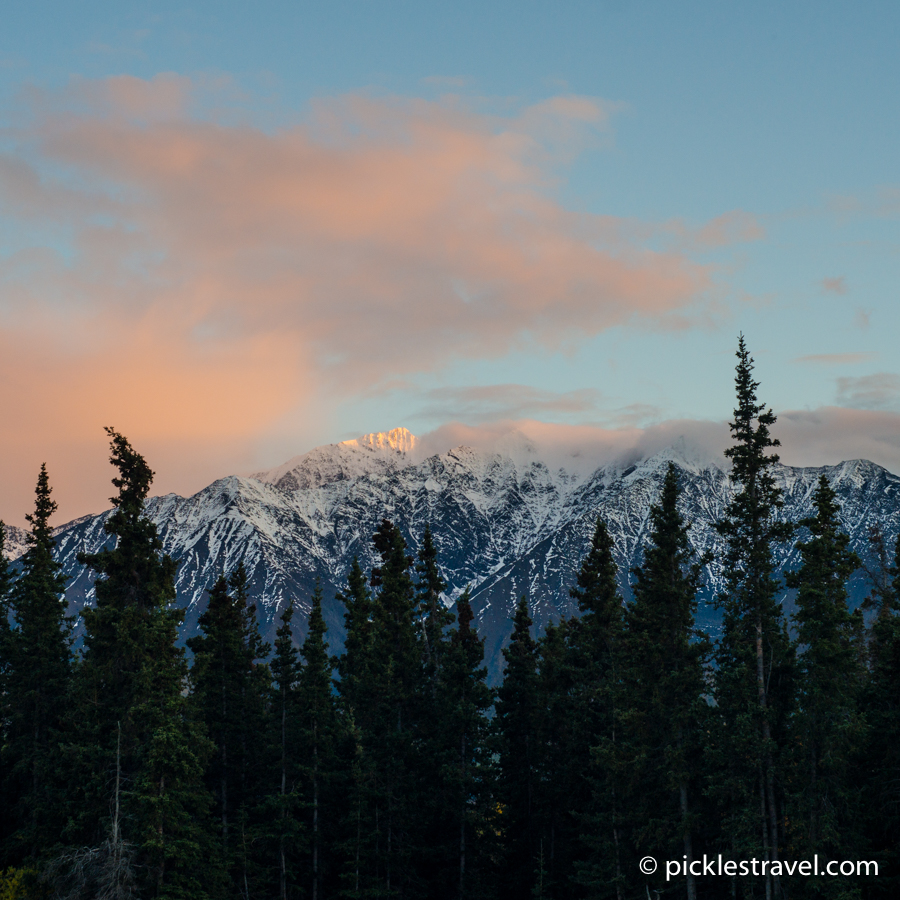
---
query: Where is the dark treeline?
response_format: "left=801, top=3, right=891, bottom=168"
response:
left=1, top=338, right=899, bottom=899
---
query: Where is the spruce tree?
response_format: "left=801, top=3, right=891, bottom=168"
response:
left=0, top=466, right=72, bottom=864
left=712, top=337, right=794, bottom=899
left=335, top=557, right=374, bottom=718
left=68, top=429, right=215, bottom=898
left=533, top=617, right=576, bottom=899
left=0, top=518, right=11, bottom=867
left=416, top=525, right=452, bottom=689
left=298, top=582, right=339, bottom=900
left=0, top=519, right=11, bottom=606
left=187, top=566, right=270, bottom=896
left=366, top=518, right=422, bottom=896
left=619, top=463, right=710, bottom=900
left=784, top=475, right=864, bottom=897
left=859, top=532, right=900, bottom=897
left=333, top=557, right=376, bottom=899
left=434, top=588, right=494, bottom=900
left=265, top=601, right=303, bottom=900
left=566, top=518, right=625, bottom=900
left=494, top=596, right=540, bottom=900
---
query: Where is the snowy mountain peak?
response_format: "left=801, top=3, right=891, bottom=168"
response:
left=343, top=427, right=417, bottom=455
left=634, top=439, right=726, bottom=477
left=251, top=428, right=418, bottom=492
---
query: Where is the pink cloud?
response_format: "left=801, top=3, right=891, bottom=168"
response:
left=421, top=409, right=900, bottom=478
left=694, top=209, right=765, bottom=248
left=777, top=407, right=900, bottom=472
left=0, top=76, right=717, bottom=523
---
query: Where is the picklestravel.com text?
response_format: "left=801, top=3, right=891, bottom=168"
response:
left=649, top=854, right=879, bottom=881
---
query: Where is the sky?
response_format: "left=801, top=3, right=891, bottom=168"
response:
left=2, top=1, right=900, bottom=526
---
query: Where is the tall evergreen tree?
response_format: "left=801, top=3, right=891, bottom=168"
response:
left=619, top=463, right=710, bottom=900
left=67, top=429, right=214, bottom=898
left=566, top=518, right=625, bottom=900
left=0, top=518, right=12, bottom=871
left=494, top=596, right=540, bottom=900
left=784, top=475, right=864, bottom=897
left=712, top=337, right=794, bottom=899
left=187, top=565, right=270, bottom=896
left=333, top=558, right=376, bottom=899
left=0, top=519, right=11, bottom=607
left=263, top=601, right=304, bottom=900
left=428, top=588, right=494, bottom=900
left=365, top=518, right=422, bottom=896
left=415, top=525, right=452, bottom=689
left=859, top=532, right=900, bottom=898
left=0, top=465, right=72, bottom=864
left=532, top=617, right=576, bottom=899
left=297, top=582, right=339, bottom=900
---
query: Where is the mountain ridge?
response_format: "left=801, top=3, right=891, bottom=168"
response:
left=4, top=430, right=899, bottom=682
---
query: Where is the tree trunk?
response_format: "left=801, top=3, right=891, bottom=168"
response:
left=313, top=721, right=319, bottom=900
left=459, top=731, right=466, bottom=900
left=756, top=616, right=781, bottom=899
left=280, top=683, right=287, bottom=900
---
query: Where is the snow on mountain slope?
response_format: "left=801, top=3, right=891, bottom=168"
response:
left=252, top=427, right=419, bottom=491
left=25, top=430, right=900, bottom=682
left=2, top=523, right=30, bottom=561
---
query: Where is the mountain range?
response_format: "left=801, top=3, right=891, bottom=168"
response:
left=5, top=427, right=900, bottom=682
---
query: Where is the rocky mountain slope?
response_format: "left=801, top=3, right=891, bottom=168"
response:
left=5, top=428, right=899, bottom=681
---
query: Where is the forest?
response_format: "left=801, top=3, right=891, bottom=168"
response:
left=1, top=337, right=898, bottom=900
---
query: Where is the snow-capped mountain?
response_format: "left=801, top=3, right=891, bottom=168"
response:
left=5, top=429, right=900, bottom=682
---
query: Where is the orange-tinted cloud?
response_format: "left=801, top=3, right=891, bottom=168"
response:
left=421, top=409, right=900, bottom=478
left=1, top=76, right=717, bottom=524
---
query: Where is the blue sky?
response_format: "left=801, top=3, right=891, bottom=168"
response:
left=2, top=1, right=899, bottom=524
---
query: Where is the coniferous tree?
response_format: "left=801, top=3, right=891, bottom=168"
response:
left=494, top=596, right=540, bottom=900
left=0, top=466, right=72, bottom=865
left=0, top=518, right=12, bottom=871
left=187, top=566, right=270, bottom=896
left=532, top=617, right=576, bottom=899
left=264, top=601, right=304, bottom=900
left=784, top=475, right=864, bottom=897
left=365, top=518, right=422, bottom=896
left=416, top=525, right=452, bottom=689
left=566, top=518, right=625, bottom=900
left=619, top=463, right=710, bottom=900
left=297, top=582, right=339, bottom=900
left=67, top=429, right=215, bottom=898
left=333, top=557, right=375, bottom=899
left=434, top=588, right=494, bottom=900
left=860, top=532, right=900, bottom=897
left=413, top=526, right=464, bottom=896
left=0, top=519, right=11, bottom=607
left=335, top=558, right=374, bottom=718
left=712, top=337, right=794, bottom=899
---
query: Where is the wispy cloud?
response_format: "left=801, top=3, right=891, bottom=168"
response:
left=0, top=75, right=721, bottom=522
left=794, top=352, right=875, bottom=365
left=835, top=373, right=900, bottom=410
left=657, top=209, right=765, bottom=253
left=415, top=384, right=602, bottom=423
left=422, top=407, right=900, bottom=478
